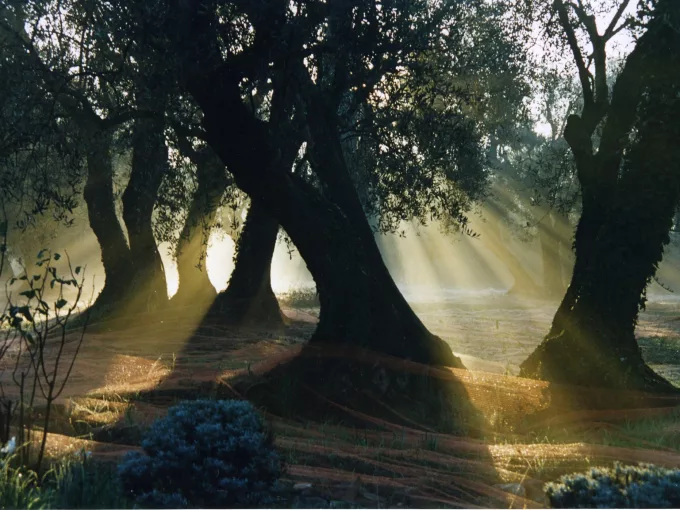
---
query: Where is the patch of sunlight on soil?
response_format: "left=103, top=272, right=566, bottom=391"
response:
left=7, top=295, right=680, bottom=508
left=86, top=355, right=171, bottom=396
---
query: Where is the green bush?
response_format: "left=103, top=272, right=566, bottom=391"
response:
left=118, top=399, right=282, bottom=508
left=546, top=463, right=680, bottom=508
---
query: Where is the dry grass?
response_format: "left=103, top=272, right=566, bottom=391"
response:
left=6, top=305, right=680, bottom=508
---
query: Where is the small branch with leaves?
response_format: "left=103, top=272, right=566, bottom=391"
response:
left=0, top=249, right=91, bottom=476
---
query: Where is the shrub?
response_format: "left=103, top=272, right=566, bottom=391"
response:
left=546, top=463, right=680, bottom=508
left=118, top=399, right=282, bottom=508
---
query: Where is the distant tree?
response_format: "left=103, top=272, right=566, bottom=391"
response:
left=162, top=137, right=231, bottom=307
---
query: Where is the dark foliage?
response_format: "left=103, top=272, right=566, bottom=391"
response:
left=546, top=463, right=680, bottom=508
left=118, top=399, right=282, bottom=509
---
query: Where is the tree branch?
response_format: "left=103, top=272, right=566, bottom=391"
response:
left=554, top=0, right=594, bottom=107
left=565, top=1, right=608, bottom=110
left=605, top=19, right=632, bottom=41
left=604, top=0, right=632, bottom=40
left=169, top=120, right=208, bottom=141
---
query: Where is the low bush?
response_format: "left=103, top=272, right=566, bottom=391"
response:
left=118, top=399, right=282, bottom=508
left=546, top=463, right=680, bottom=508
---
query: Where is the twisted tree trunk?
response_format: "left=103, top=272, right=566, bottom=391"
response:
left=206, top=200, right=284, bottom=326
left=121, top=117, right=169, bottom=312
left=187, top=75, right=460, bottom=367
left=522, top=127, right=680, bottom=391
left=522, top=5, right=680, bottom=392
left=83, top=130, right=135, bottom=311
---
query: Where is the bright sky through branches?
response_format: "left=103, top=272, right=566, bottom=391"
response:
left=530, top=0, right=637, bottom=137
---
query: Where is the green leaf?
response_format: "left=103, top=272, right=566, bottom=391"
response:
left=55, top=299, right=68, bottom=309
left=20, top=290, right=36, bottom=300
left=37, top=249, right=46, bottom=259
left=75, top=266, right=81, bottom=275
left=53, top=253, right=61, bottom=261
left=17, top=306, right=33, bottom=322
left=9, top=278, right=16, bottom=286
left=50, top=280, right=56, bottom=289
left=19, top=275, right=27, bottom=281
left=33, top=275, right=40, bottom=281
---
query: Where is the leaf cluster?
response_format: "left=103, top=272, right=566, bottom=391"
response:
left=118, top=399, right=282, bottom=509
left=546, top=463, right=680, bottom=508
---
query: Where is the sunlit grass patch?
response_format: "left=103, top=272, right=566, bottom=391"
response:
left=84, top=354, right=171, bottom=396
left=485, top=406, right=680, bottom=478
left=599, top=407, right=680, bottom=451
left=638, top=336, right=680, bottom=365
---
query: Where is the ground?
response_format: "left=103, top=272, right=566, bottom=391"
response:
left=2, top=291, right=680, bottom=508
left=296, top=291, right=680, bottom=383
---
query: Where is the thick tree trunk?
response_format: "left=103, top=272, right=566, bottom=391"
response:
left=206, top=199, right=284, bottom=326
left=546, top=4, right=666, bottom=339
left=185, top=70, right=460, bottom=368
left=521, top=156, right=680, bottom=391
left=121, top=118, right=169, bottom=311
left=172, top=152, right=228, bottom=306
left=521, top=13, right=680, bottom=392
left=83, top=131, right=135, bottom=310
left=547, top=192, right=603, bottom=336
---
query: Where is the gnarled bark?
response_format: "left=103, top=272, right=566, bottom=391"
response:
left=185, top=74, right=460, bottom=368
left=521, top=133, right=680, bottom=391
left=83, top=130, right=135, bottom=310
left=121, top=117, right=169, bottom=312
left=522, top=4, right=680, bottom=392
left=544, top=0, right=652, bottom=339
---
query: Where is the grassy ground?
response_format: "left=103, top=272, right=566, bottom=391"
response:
left=4, top=298, right=680, bottom=508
